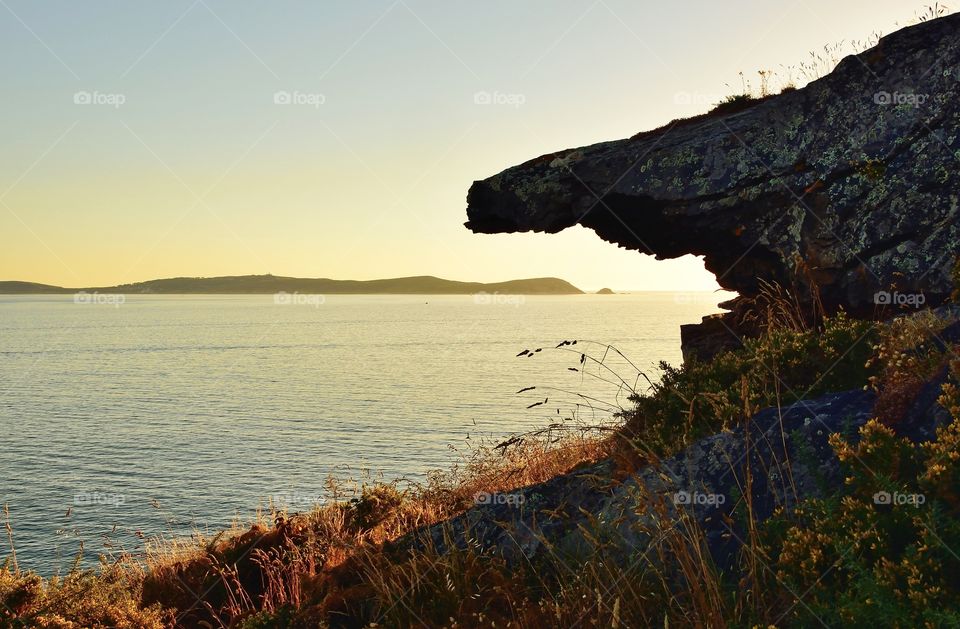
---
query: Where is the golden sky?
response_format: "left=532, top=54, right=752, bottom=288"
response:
left=0, top=0, right=932, bottom=290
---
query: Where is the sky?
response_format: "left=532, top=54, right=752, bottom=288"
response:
left=0, top=0, right=937, bottom=291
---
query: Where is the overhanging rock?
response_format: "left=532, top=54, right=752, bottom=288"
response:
left=465, top=15, right=960, bottom=359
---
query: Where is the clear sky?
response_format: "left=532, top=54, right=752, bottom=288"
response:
left=0, top=0, right=936, bottom=291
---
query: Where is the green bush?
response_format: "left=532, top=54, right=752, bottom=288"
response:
left=756, top=363, right=960, bottom=626
left=710, top=93, right=758, bottom=116
left=621, top=313, right=877, bottom=455
left=351, top=483, right=406, bottom=531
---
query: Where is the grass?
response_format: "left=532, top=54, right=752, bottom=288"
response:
left=709, top=93, right=760, bottom=117
left=628, top=28, right=884, bottom=142
left=651, top=3, right=956, bottom=136
left=1, top=426, right=614, bottom=628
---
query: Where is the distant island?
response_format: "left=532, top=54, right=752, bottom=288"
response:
left=0, top=274, right=583, bottom=295
left=596, top=288, right=615, bottom=294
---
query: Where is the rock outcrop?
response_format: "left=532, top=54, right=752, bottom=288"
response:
left=399, top=389, right=874, bottom=570
left=398, top=360, right=958, bottom=574
left=465, top=15, right=960, bottom=359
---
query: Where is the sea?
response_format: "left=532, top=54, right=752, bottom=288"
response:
left=0, top=292, right=730, bottom=574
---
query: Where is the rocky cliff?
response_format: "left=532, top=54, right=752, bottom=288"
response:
left=465, top=15, right=960, bottom=358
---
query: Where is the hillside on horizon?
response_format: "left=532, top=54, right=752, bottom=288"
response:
left=0, top=274, right=584, bottom=295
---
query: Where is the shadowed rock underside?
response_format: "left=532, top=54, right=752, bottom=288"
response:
left=465, top=15, right=960, bottom=358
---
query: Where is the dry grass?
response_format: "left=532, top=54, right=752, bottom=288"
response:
left=124, top=425, right=614, bottom=627
left=425, top=425, right=619, bottom=504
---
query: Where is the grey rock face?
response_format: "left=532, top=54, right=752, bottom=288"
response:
left=465, top=15, right=960, bottom=358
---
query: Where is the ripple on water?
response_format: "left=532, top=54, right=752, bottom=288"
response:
left=0, top=292, right=728, bottom=574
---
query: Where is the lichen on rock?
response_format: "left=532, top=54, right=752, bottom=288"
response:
left=465, top=14, right=960, bottom=359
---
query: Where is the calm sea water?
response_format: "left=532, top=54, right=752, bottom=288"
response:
left=0, top=293, right=727, bottom=574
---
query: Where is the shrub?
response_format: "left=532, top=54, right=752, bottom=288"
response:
left=869, top=311, right=951, bottom=424
left=757, top=361, right=960, bottom=627
left=0, top=563, right=170, bottom=628
left=621, top=313, right=877, bottom=455
left=710, top=93, right=758, bottom=116
left=351, top=483, right=407, bottom=531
